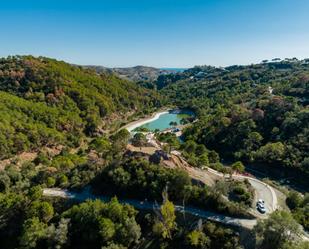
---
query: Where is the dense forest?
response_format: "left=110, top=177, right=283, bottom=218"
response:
left=0, top=56, right=308, bottom=249
left=0, top=56, right=160, bottom=159
left=149, top=59, right=309, bottom=186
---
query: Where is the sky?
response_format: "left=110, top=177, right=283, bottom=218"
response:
left=0, top=0, right=309, bottom=67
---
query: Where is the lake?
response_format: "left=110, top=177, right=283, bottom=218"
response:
left=134, top=109, right=194, bottom=132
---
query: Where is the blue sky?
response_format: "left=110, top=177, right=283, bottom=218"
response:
left=1, top=0, right=309, bottom=67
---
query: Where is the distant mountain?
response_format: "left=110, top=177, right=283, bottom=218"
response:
left=84, top=65, right=182, bottom=82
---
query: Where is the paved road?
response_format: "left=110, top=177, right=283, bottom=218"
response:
left=206, top=167, right=278, bottom=214
left=43, top=188, right=257, bottom=229
left=168, top=154, right=278, bottom=216
left=128, top=146, right=279, bottom=216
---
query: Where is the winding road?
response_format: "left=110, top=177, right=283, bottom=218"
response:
left=171, top=164, right=278, bottom=217
left=207, top=167, right=278, bottom=214
left=42, top=112, right=309, bottom=240
left=140, top=147, right=278, bottom=217
left=43, top=188, right=257, bottom=229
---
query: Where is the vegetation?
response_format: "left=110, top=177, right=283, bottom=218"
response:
left=131, top=132, right=147, bottom=147
left=253, top=210, right=305, bottom=249
left=286, top=191, right=309, bottom=231
left=0, top=55, right=160, bottom=159
left=152, top=191, right=177, bottom=239
left=93, top=156, right=253, bottom=218
left=1, top=55, right=308, bottom=248
left=151, top=59, right=309, bottom=186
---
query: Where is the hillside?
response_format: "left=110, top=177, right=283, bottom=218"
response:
left=153, top=59, right=309, bottom=187
left=0, top=57, right=308, bottom=249
left=0, top=56, right=161, bottom=159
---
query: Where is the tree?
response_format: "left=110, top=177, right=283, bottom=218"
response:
left=28, top=186, right=43, bottom=201
left=195, top=144, right=207, bottom=156
left=89, top=137, right=111, bottom=155
left=253, top=210, right=302, bottom=249
left=301, top=157, right=309, bottom=174
left=53, top=218, right=69, bottom=249
left=169, top=121, right=178, bottom=127
left=111, top=129, right=130, bottom=153
left=131, top=132, right=147, bottom=147
left=180, top=118, right=189, bottom=125
left=231, top=161, right=245, bottom=173
left=244, top=131, right=263, bottom=151
left=186, top=230, right=210, bottom=248
left=117, top=217, right=141, bottom=245
left=63, top=198, right=140, bottom=247
left=208, top=150, right=220, bottom=163
left=98, top=217, right=115, bottom=243
left=26, top=201, right=54, bottom=223
left=183, top=140, right=197, bottom=155
left=46, top=218, right=70, bottom=249
left=286, top=191, right=303, bottom=210
left=19, top=217, right=47, bottom=249
left=153, top=192, right=176, bottom=239
left=255, top=142, right=285, bottom=163
left=166, top=136, right=180, bottom=153
left=198, top=153, right=209, bottom=167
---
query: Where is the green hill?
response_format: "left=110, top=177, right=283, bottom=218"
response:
left=0, top=56, right=160, bottom=159
left=155, top=59, right=309, bottom=183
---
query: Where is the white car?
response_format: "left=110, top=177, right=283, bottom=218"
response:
left=257, top=199, right=266, bottom=213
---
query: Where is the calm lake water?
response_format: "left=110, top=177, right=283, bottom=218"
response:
left=135, top=110, right=194, bottom=131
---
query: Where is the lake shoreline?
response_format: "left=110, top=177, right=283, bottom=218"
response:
left=122, top=109, right=172, bottom=132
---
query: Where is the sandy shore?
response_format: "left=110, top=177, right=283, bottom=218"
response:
left=122, top=109, right=170, bottom=132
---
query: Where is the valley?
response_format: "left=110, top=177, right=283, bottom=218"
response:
left=2, top=1, right=309, bottom=249
left=0, top=56, right=308, bottom=249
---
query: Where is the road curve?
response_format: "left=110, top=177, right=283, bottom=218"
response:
left=43, top=188, right=257, bottom=229
left=168, top=155, right=279, bottom=215
left=206, top=168, right=278, bottom=213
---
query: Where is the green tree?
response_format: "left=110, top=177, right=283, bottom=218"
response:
left=98, top=218, right=115, bottom=243
left=286, top=191, right=303, bottom=209
left=19, top=217, right=47, bottom=249
left=153, top=192, right=176, bottom=239
left=183, top=140, right=197, bottom=155
left=89, top=137, right=111, bottom=155
left=255, top=142, right=285, bottom=163
left=169, top=121, right=178, bottom=127
left=208, top=150, right=220, bottom=163
left=131, top=132, right=147, bottom=147
left=26, top=201, right=54, bottom=223
left=28, top=186, right=43, bottom=201
left=186, top=230, right=210, bottom=248
left=231, top=161, right=245, bottom=173
left=254, top=210, right=301, bottom=249
left=111, top=129, right=130, bottom=153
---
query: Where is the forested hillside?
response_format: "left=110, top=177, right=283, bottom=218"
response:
left=153, top=59, right=309, bottom=184
left=0, top=56, right=160, bottom=159
left=0, top=56, right=308, bottom=249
